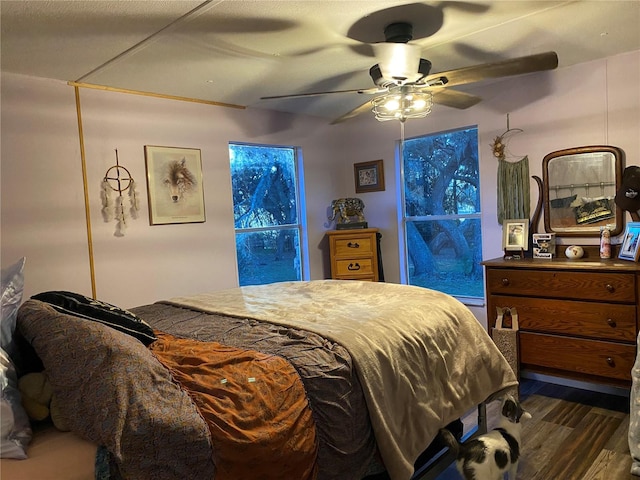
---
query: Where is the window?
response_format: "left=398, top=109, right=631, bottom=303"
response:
left=228, top=143, right=306, bottom=286
left=399, top=126, right=484, bottom=302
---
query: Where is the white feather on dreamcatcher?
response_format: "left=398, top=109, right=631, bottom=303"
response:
left=100, top=150, right=140, bottom=237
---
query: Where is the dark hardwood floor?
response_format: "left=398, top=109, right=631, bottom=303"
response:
left=436, top=378, right=634, bottom=480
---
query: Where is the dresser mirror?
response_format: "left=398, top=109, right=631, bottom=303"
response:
left=542, top=145, right=624, bottom=237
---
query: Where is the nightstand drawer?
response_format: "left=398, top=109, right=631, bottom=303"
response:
left=520, top=332, right=635, bottom=381
left=327, top=228, right=380, bottom=282
left=486, top=269, right=635, bottom=302
left=490, top=295, right=637, bottom=342
left=333, top=236, right=375, bottom=257
left=334, top=258, right=376, bottom=277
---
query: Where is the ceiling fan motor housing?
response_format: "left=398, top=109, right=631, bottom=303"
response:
left=384, top=22, right=414, bottom=43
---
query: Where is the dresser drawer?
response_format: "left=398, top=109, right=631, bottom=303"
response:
left=334, top=258, right=376, bottom=278
left=486, top=269, right=635, bottom=302
left=490, top=295, right=637, bottom=342
left=332, top=235, right=375, bottom=257
left=520, top=332, right=635, bottom=381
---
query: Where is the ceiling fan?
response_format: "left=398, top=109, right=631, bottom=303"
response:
left=260, top=21, right=558, bottom=124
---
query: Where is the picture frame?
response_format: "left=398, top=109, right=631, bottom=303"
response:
left=618, top=222, right=640, bottom=261
left=502, top=219, right=529, bottom=251
left=354, top=159, right=385, bottom=193
left=144, top=145, right=205, bottom=225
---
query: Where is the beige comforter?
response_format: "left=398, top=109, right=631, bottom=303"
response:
left=167, top=280, right=518, bottom=480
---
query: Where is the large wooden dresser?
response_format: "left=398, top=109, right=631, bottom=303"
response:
left=327, top=228, right=379, bottom=281
left=482, top=257, right=640, bottom=387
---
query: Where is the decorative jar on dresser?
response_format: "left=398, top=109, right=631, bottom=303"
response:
left=327, top=228, right=379, bottom=281
left=482, top=256, right=640, bottom=387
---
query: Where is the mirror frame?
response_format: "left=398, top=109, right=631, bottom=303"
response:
left=542, top=145, right=624, bottom=237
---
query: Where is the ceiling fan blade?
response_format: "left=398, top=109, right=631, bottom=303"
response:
left=330, top=100, right=374, bottom=125
left=428, top=51, right=558, bottom=88
left=261, top=87, right=382, bottom=101
left=429, top=88, right=482, bottom=109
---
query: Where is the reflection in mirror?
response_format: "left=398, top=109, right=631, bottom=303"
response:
left=543, top=145, right=624, bottom=237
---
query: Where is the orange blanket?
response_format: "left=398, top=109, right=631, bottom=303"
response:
left=149, top=331, right=318, bottom=480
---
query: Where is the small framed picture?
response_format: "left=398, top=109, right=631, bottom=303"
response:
left=144, top=145, right=206, bottom=225
left=502, top=219, right=529, bottom=251
left=354, top=160, right=385, bottom=193
left=618, top=222, right=640, bottom=261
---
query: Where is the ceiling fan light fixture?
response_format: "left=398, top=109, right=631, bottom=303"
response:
left=373, top=43, right=422, bottom=85
left=372, top=86, right=432, bottom=122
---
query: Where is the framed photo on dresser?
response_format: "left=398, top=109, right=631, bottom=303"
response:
left=619, top=222, right=640, bottom=261
left=502, top=219, right=529, bottom=251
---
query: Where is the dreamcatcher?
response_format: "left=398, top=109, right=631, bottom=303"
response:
left=493, top=115, right=530, bottom=225
left=100, top=149, right=140, bottom=237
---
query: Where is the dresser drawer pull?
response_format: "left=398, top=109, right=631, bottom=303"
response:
left=605, top=284, right=615, bottom=293
left=501, top=278, right=510, bottom=286
left=606, top=357, right=615, bottom=367
left=606, top=318, right=617, bottom=328
left=347, top=242, right=360, bottom=248
left=348, top=263, right=361, bottom=271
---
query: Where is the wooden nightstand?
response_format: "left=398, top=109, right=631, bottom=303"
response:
left=327, top=228, right=379, bottom=281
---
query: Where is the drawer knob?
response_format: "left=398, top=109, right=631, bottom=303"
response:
left=348, top=263, right=361, bottom=271
left=347, top=242, right=360, bottom=248
left=501, top=278, right=510, bottom=286
left=606, top=357, right=615, bottom=367
left=605, top=284, right=615, bottom=293
left=606, top=318, right=617, bottom=328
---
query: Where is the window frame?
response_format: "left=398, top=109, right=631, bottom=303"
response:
left=396, top=126, right=484, bottom=306
left=228, top=141, right=309, bottom=286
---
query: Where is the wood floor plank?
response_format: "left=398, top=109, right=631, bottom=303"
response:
left=581, top=449, right=634, bottom=480
left=607, top=415, right=631, bottom=453
left=520, top=393, right=560, bottom=423
left=541, top=399, right=592, bottom=428
left=517, top=420, right=572, bottom=480
left=528, top=411, right=622, bottom=480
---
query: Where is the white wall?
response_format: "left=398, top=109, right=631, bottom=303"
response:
left=1, top=77, right=92, bottom=296
left=1, top=74, right=343, bottom=307
left=2, top=50, right=639, bottom=325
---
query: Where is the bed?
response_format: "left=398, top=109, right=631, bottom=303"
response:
left=1, top=279, right=518, bottom=480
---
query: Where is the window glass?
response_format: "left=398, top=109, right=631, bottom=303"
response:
left=229, top=143, right=303, bottom=286
left=401, top=126, right=484, bottom=301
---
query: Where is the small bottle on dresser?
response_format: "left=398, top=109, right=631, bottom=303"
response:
left=600, top=225, right=611, bottom=259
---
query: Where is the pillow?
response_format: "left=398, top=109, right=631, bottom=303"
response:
left=31, top=290, right=156, bottom=346
left=17, top=299, right=215, bottom=479
left=1, top=257, right=26, bottom=360
left=0, top=346, right=32, bottom=459
left=0, top=257, right=31, bottom=459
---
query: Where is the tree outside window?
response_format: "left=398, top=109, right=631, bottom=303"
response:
left=228, top=143, right=305, bottom=286
left=400, top=126, right=484, bottom=301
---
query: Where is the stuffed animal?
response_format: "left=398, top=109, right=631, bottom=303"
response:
left=17, top=372, right=69, bottom=431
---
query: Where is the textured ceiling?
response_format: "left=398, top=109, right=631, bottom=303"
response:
left=2, top=1, right=639, bottom=122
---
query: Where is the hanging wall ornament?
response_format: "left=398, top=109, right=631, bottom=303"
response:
left=101, top=149, right=140, bottom=237
left=100, top=178, right=113, bottom=222
left=495, top=115, right=530, bottom=225
left=128, top=179, right=140, bottom=219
